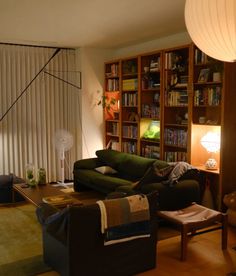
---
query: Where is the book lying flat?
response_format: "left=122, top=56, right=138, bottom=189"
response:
left=42, top=194, right=76, bottom=206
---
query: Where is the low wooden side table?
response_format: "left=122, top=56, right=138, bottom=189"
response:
left=157, top=203, right=228, bottom=261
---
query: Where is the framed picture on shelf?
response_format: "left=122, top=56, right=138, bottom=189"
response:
left=198, top=68, right=210, bottom=82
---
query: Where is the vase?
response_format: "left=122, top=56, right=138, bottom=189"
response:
left=25, top=164, right=37, bottom=187
left=37, top=168, right=46, bottom=185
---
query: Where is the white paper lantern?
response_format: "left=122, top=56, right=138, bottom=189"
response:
left=185, top=0, right=236, bottom=62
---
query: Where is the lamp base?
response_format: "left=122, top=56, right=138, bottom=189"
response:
left=205, top=158, right=218, bottom=170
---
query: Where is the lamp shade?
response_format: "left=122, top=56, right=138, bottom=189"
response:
left=185, top=0, right=236, bottom=62
left=200, top=132, right=221, bottom=153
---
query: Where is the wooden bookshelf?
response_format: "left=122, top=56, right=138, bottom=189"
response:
left=104, top=43, right=236, bottom=210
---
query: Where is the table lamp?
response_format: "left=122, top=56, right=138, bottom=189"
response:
left=200, top=131, right=220, bottom=170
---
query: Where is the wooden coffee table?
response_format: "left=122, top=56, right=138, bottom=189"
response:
left=13, top=183, right=104, bottom=207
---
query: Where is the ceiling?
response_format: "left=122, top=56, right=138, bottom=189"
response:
left=0, top=0, right=187, bottom=49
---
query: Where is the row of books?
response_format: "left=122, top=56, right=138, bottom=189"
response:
left=172, top=75, right=188, bottom=88
left=164, top=151, right=187, bottom=162
left=142, top=104, right=160, bottom=119
left=106, top=79, right=119, bottom=91
left=122, top=92, right=138, bottom=106
left=164, top=128, right=188, bottom=147
left=165, top=52, right=176, bottom=69
left=194, top=87, right=221, bottom=106
left=122, top=125, right=138, bottom=139
left=195, top=49, right=209, bottom=64
left=166, top=90, right=188, bottom=106
left=141, top=145, right=160, bottom=159
left=107, top=122, right=119, bottom=136
left=122, top=142, right=137, bottom=154
left=122, top=79, right=138, bottom=91
left=106, top=63, right=119, bottom=77
left=122, top=60, right=137, bottom=75
left=164, top=52, right=186, bottom=71
left=107, top=140, right=120, bottom=151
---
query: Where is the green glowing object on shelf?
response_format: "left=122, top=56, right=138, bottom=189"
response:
left=143, top=121, right=160, bottom=140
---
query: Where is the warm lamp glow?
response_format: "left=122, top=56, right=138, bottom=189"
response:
left=185, top=0, right=236, bottom=62
left=200, top=132, right=220, bottom=170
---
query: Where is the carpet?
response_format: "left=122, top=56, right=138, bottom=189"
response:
left=0, top=203, right=52, bottom=275
left=0, top=203, right=179, bottom=275
left=0, top=255, right=51, bottom=276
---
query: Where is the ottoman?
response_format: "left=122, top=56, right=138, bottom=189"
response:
left=157, top=203, right=228, bottom=261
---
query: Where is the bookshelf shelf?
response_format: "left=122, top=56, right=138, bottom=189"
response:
left=140, top=138, right=160, bottom=144
left=122, top=121, right=138, bottom=124
left=164, top=123, right=188, bottom=128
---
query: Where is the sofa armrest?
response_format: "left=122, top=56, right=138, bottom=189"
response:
left=139, top=179, right=200, bottom=210
left=73, top=157, right=105, bottom=170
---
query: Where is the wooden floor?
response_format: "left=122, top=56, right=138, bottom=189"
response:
left=39, top=226, right=236, bottom=276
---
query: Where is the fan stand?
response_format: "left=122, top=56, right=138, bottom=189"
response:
left=53, top=129, right=73, bottom=187
left=56, top=150, right=73, bottom=189
left=60, top=150, right=65, bottom=185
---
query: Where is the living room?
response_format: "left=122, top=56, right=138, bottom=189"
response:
left=0, top=0, right=236, bottom=275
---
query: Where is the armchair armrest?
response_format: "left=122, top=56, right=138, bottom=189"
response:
left=36, top=203, right=69, bottom=245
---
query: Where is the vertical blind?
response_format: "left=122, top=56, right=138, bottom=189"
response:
left=0, top=44, right=82, bottom=182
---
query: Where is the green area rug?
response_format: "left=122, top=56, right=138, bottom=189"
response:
left=0, top=255, right=51, bottom=276
left=0, top=203, right=52, bottom=275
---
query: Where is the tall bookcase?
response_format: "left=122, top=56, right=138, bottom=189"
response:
left=103, top=43, right=236, bottom=210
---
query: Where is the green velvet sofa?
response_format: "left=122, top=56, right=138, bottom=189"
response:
left=73, top=149, right=200, bottom=210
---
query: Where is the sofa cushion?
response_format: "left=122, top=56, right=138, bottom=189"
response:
left=75, top=169, right=133, bottom=194
left=96, top=149, right=126, bottom=170
left=118, top=154, right=156, bottom=179
left=133, top=163, right=173, bottom=190
left=95, top=166, right=118, bottom=175
left=96, top=149, right=156, bottom=179
left=74, top=158, right=105, bottom=170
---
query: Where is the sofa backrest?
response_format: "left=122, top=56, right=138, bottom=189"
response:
left=96, top=149, right=157, bottom=179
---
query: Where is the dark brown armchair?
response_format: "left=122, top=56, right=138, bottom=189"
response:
left=36, top=192, right=158, bottom=276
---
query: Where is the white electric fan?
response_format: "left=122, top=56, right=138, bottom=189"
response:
left=53, top=129, right=73, bottom=185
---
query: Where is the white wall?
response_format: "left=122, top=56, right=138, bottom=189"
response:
left=111, top=31, right=191, bottom=59
left=76, top=48, right=113, bottom=158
